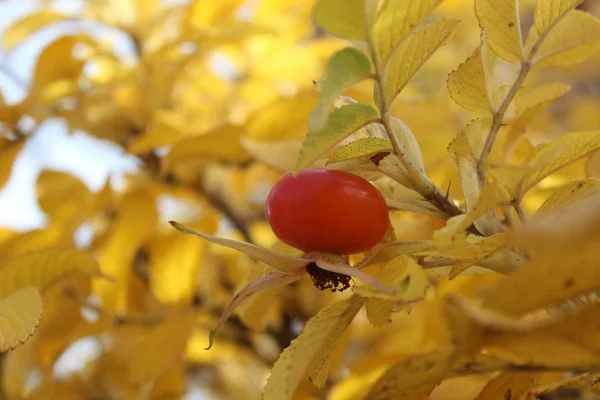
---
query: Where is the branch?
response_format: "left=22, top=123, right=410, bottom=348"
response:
left=476, top=12, right=569, bottom=190
left=476, top=62, right=531, bottom=189
left=365, top=36, right=466, bottom=221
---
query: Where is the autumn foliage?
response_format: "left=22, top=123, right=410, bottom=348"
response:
left=1, top=0, right=600, bottom=399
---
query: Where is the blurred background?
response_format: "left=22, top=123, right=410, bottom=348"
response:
left=0, top=0, right=600, bottom=399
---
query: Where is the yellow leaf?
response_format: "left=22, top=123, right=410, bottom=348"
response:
left=127, top=313, right=194, bottom=383
left=353, top=255, right=426, bottom=302
left=534, top=0, right=583, bottom=36
left=384, top=18, right=459, bottom=104
left=0, top=97, right=22, bottom=125
left=372, top=0, right=445, bottom=63
left=475, top=0, right=523, bottom=62
left=364, top=348, right=454, bottom=400
left=37, top=79, right=80, bottom=105
left=126, top=118, right=185, bottom=155
left=539, top=302, right=600, bottom=365
left=529, top=10, right=600, bottom=67
left=502, top=83, right=571, bottom=156
left=184, top=0, right=244, bottom=27
left=2, top=339, right=34, bottom=398
left=448, top=120, right=490, bottom=226
left=377, top=153, right=415, bottom=189
left=445, top=295, right=600, bottom=368
left=314, top=0, right=368, bottom=41
left=390, top=117, right=425, bottom=171
left=483, top=224, right=600, bottom=317
left=150, top=363, right=186, bottom=399
left=447, top=46, right=491, bottom=112
left=245, top=92, right=319, bottom=141
left=358, top=239, right=434, bottom=268
left=240, top=138, right=303, bottom=172
left=327, top=137, right=391, bottom=164
left=0, top=287, right=42, bottom=352
left=535, top=178, right=600, bottom=217
left=236, top=263, right=282, bottom=331
left=29, top=35, right=89, bottom=97
left=94, top=191, right=157, bottom=313
left=0, top=225, right=73, bottom=263
left=517, top=130, right=600, bottom=197
left=373, top=179, right=446, bottom=219
left=0, top=139, right=23, bottom=192
left=36, top=170, right=93, bottom=222
left=355, top=255, right=427, bottom=327
left=149, top=215, right=219, bottom=305
left=162, top=125, right=251, bottom=171
left=514, top=83, right=571, bottom=117
left=436, top=183, right=510, bottom=241
left=2, top=11, right=69, bottom=50
left=263, top=296, right=365, bottom=399
left=477, top=373, right=537, bottom=399
left=0, top=249, right=100, bottom=297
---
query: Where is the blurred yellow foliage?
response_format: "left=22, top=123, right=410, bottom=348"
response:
left=0, top=0, right=600, bottom=399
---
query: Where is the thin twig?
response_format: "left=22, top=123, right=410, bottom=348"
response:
left=420, top=258, right=456, bottom=269
left=476, top=8, right=573, bottom=191
left=365, top=31, right=466, bottom=222
left=476, top=62, right=531, bottom=189
left=514, top=201, right=528, bottom=223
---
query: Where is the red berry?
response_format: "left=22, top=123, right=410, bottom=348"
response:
left=265, top=169, right=389, bottom=255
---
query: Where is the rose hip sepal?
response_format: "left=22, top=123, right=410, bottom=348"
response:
left=168, top=221, right=395, bottom=349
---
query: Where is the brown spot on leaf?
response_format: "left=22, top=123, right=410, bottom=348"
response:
left=564, top=278, right=576, bottom=289
left=371, top=152, right=391, bottom=166
left=508, top=22, right=515, bottom=27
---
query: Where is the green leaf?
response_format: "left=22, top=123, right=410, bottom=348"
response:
left=0, top=287, right=43, bottom=353
left=475, top=0, right=523, bottom=62
left=447, top=46, right=491, bottom=112
left=372, top=0, right=445, bottom=62
left=534, top=0, right=583, bottom=36
left=517, top=130, right=600, bottom=196
left=309, top=48, right=373, bottom=133
left=263, top=296, right=365, bottom=398
left=295, top=102, right=379, bottom=173
left=384, top=18, right=459, bottom=105
left=314, top=0, right=368, bottom=41
left=326, top=137, right=391, bottom=164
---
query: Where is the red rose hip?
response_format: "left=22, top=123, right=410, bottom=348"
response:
left=265, top=169, right=389, bottom=255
